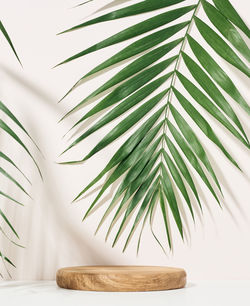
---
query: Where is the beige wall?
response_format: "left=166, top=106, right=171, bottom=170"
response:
left=0, top=0, right=249, bottom=280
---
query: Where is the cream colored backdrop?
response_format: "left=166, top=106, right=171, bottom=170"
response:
left=0, top=0, right=249, bottom=280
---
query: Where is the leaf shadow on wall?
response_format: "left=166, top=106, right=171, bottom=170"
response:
left=0, top=64, right=118, bottom=280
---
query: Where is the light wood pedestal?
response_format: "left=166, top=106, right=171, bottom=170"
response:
left=56, top=266, right=186, bottom=292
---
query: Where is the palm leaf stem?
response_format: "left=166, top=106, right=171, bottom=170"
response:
left=160, top=0, right=201, bottom=165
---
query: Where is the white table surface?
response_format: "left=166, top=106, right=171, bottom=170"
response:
left=0, top=280, right=249, bottom=306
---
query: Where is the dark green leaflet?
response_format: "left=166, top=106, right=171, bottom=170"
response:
left=60, top=0, right=186, bottom=33
left=98, top=143, right=161, bottom=236
left=167, top=119, right=221, bottom=205
left=71, top=110, right=164, bottom=200
left=76, top=93, right=166, bottom=161
left=202, top=1, right=250, bottom=62
left=161, top=164, right=183, bottom=238
left=60, top=57, right=175, bottom=122
left=63, top=38, right=180, bottom=127
left=176, top=72, right=249, bottom=148
left=162, top=149, right=194, bottom=219
left=123, top=178, right=160, bottom=252
left=0, top=227, right=24, bottom=248
left=169, top=103, right=222, bottom=194
left=213, top=0, right=250, bottom=38
left=181, top=52, right=248, bottom=143
left=173, top=88, right=241, bottom=170
left=159, top=184, right=172, bottom=248
left=96, top=141, right=162, bottom=234
left=56, top=5, right=195, bottom=66
left=112, top=164, right=160, bottom=246
left=67, top=76, right=170, bottom=146
left=149, top=187, right=167, bottom=253
left=63, top=76, right=170, bottom=153
left=165, top=136, right=202, bottom=210
left=105, top=155, right=161, bottom=241
left=194, top=17, right=250, bottom=77
left=137, top=188, right=160, bottom=254
left=59, top=22, right=188, bottom=101
left=187, top=35, right=250, bottom=115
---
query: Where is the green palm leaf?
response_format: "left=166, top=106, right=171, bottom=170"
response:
left=59, top=22, right=188, bottom=102
left=58, top=0, right=249, bottom=252
left=61, top=38, right=180, bottom=126
left=65, top=74, right=170, bottom=142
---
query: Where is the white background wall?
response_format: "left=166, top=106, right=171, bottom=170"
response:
left=0, top=0, right=249, bottom=281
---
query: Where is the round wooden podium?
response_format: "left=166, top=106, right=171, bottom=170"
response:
left=56, top=266, right=186, bottom=292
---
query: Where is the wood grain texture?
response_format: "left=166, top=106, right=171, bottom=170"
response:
left=56, top=266, right=187, bottom=292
